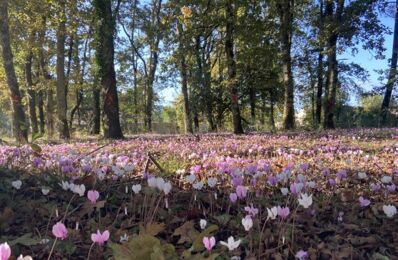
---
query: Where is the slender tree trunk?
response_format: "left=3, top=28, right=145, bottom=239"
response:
left=203, top=57, right=215, bottom=131
left=25, top=50, right=39, bottom=135
left=38, top=90, right=45, bottom=134
left=225, top=0, right=243, bottom=134
left=324, top=0, right=344, bottom=129
left=38, top=16, right=55, bottom=139
left=56, top=0, right=70, bottom=139
left=94, top=0, right=123, bottom=138
left=277, top=0, right=295, bottom=130
left=91, top=87, right=101, bottom=135
left=381, top=0, right=398, bottom=125
left=177, top=19, right=193, bottom=134
left=269, top=88, right=276, bottom=132
left=260, top=91, right=266, bottom=125
left=316, top=0, right=324, bottom=126
left=145, top=0, right=162, bottom=132
left=0, top=0, right=28, bottom=143
left=249, top=84, right=256, bottom=124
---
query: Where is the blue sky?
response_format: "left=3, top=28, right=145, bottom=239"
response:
left=157, top=11, right=396, bottom=107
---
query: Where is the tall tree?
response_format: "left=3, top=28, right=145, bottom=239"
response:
left=94, top=0, right=123, bottom=138
left=276, top=0, right=295, bottom=130
left=324, top=0, right=344, bottom=129
left=0, top=0, right=28, bottom=143
left=56, top=0, right=70, bottom=139
left=25, top=49, right=39, bottom=136
left=225, top=0, right=243, bottom=134
left=316, top=0, right=325, bottom=126
left=381, top=0, right=398, bottom=125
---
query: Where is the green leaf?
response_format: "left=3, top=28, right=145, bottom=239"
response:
left=7, top=233, right=41, bottom=246
left=29, top=143, right=42, bottom=153
left=192, top=225, right=219, bottom=252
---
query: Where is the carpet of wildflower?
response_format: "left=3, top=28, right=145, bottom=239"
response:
left=0, top=128, right=398, bottom=259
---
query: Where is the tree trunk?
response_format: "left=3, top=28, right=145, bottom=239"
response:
left=249, top=85, right=256, bottom=124
left=94, top=0, right=123, bottom=139
left=381, top=0, right=398, bottom=125
left=0, top=0, right=28, bottom=143
left=38, top=90, right=45, bottom=134
left=269, top=88, right=276, bottom=132
left=91, top=87, right=101, bottom=135
left=145, top=0, right=162, bottom=132
left=277, top=0, right=295, bottom=130
left=225, top=0, right=244, bottom=134
left=177, top=19, right=193, bottom=134
left=315, top=0, right=324, bottom=126
left=25, top=50, right=39, bottom=136
left=324, top=0, right=344, bottom=129
left=38, top=16, right=55, bottom=139
left=56, top=0, right=70, bottom=139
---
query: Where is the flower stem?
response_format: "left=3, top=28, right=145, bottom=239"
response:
left=47, top=238, right=58, bottom=260
left=87, top=242, right=95, bottom=259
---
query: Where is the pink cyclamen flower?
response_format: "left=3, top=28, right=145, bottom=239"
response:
left=91, top=230, right=110, bottom=245
left=277, top=206, right=290, bottom=220
left=229, top=193, right=238, bottom=203
left=203, top=236, right=216, bottom=251
left=52, top=222, right=68, bottom=240
left=236, top=185, right=248, bottom=199
left=87, top=190, right=100, bottom=204
left=359, top=196, right=370, bottom=207
left=0, top=242, right=11, bottom=260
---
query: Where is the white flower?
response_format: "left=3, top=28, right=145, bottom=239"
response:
left=186, top=174, right=196, bottom=184
left=281, top=187, right=289, bottom=196
left=207, top=177, right=217, bottom=188
left=148, top=177, right=157, bottom=188
left=267, top=207, right=278, bottom=220
left=39, top=238, right=50, bottom=244
left=112, top=166, right=125, bottom=177
left=200, top=219, right=207, bottom=230
left=71, top=184, right=86, bottom=197
left=59, top=181, right=71, bottom=191
left=124, top=164, right=134, bottom=172
left=12, top=180, right=22, bottom=190
left=132, top=184, right=142, bottom=194
left=357, top=172, right=367, bottom=180
left=163, top=182, right=172, bottom=195
left=120, top=233, right=129, bottom=243
left=306, top=181, right=316, bottom=189
left=155, top=177, right=165, bottom=190
left=381, top=176, right=392, bottom=184
left=241, top=216, right=253, bottom=231
left=193, top=181, right=204, bottom=190
left=41, top=187, right=50, bottom=195
left=17, top=255, right=33, bottom=260
left=298, top=193, right=313, bottom=209
left=383, top=204, right=397, bottom=218
left=220, top=236, right=241, bottom=251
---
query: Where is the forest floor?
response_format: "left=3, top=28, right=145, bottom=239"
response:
left=0, top=128, right=397, bottom=259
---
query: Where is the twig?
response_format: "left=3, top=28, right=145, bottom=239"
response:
left=148, top=152, right=165, bottom=173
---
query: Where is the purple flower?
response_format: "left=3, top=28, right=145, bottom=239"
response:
left=358, top=196, right=370, bottom=207
left=386, top=184, right=396, bottom=193
left=370, top=183, right=381, bottom=192
left=267, top=176, right=278, bottom=186
left=290, top=182, right=304, bottom=195
left=236, top=185, right=248, bottom=199
left=232, top=176, right=243, bottom=187
left=328, top=179, right=336, bottom=186
left=229, top=193, right=238, bottom=203
left=277, top=206, right=290, bottom=220
left=337, top=170, right=347, bottom=180
left=295, top=250, right=308, bottom=259
left=244, top=204, right=259, bottom=217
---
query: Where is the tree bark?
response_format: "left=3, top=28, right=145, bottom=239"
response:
left=94, top=0, right=123, bottom=138
left=225, top=0, right=244, bottom=134
left=324, top=0, right=344, bottom=129
left=56, top=0, right=70, bottom=139
left=381, top=0, right=398, bottom=125
left=277, top=0, right=295, bottom=130
left=91, top=87, right=101, bottom=135
left=25, top=50, right=39, bottom=135
left=38, top=90, right=45, bottom=134
left=0, top=0, right=28, bottom=143
left=315, top=0, right=324, bottom=126
left=177, top=19, right=193, bottom=134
